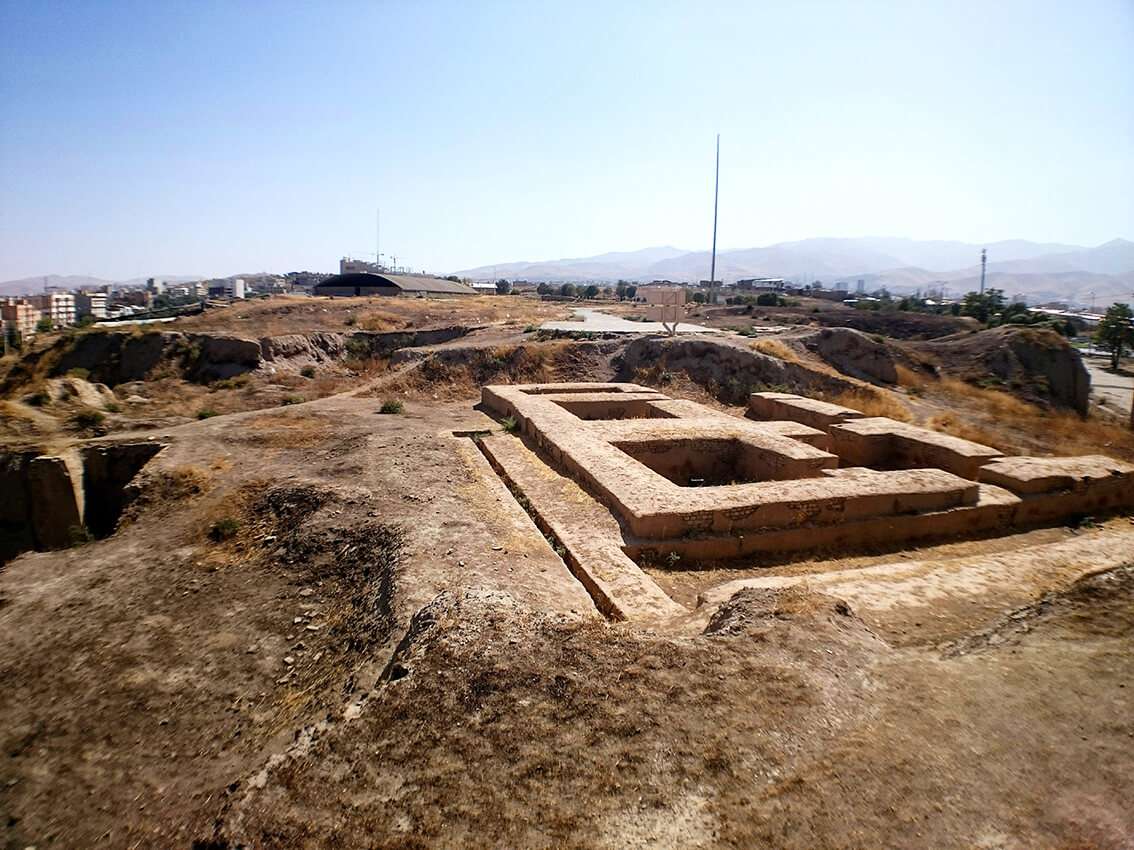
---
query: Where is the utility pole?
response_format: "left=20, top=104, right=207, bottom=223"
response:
left=979, top=248, right=987, bottom=295
left=709, top=134, right=720, bottom=305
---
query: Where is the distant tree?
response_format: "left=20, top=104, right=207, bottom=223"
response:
left=601, top=286, right=614, bottom=298
left=445, top=275, right=462, bottom=283
left=755, top=292, right=782, bottom=307
left=495, top=279, right=513, bottom=295
left=36, top=316, right=53, bottom=333
left=691, top=291, right=706, bottom=304
left=615, top=281, right=629, bottom=301
left=1095, top=302, right=1134, bottom=370
left=625, top=285, right=637, bottom=300
left=583, top=284, right=600, bottom=299
left=536, top=282, right=552, bottom=295
left=559, top=283, right=577, bottom=297
left=999, top=302, right=1033, bottom=325
left=960, top=288, right=1005, bottom=324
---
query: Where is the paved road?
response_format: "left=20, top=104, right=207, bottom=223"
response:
left=540, top=308, right=718, bottom=335
left=1083, top=356, right=1133, bottom=418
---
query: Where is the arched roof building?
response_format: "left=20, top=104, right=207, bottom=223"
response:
left=313, top=272, right=475, bottom=298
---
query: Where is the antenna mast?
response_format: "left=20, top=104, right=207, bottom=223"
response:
left=979, top=248, right=987, bottom=295
left=710, top=134, right=720, bottom=303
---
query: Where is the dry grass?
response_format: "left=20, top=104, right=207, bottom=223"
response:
left=121, top=465, right=213, bottom=526
left=894, top=364, right=927, bottom=388
left=749, top=338, right=800, bottom=362
left=936, top=378, right=1037, bottom=418
left=380, top=341, right=592, bottom=401
left=914, top=378, right=1134, bottom=461
left=925, top=414, right=1009, bottom=451
left=174, top=295, right=570, bottom=337
left=828, top=388, right=913, bottom=422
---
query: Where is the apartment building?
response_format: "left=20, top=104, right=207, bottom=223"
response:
left=28, top=292, right=77, bottom=328
left=1, top=298, right=40, bottom=339
left=75, top=291, right=108, bottom=319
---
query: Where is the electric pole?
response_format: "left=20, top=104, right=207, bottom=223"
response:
left=709, top=134, right=720, bottom=305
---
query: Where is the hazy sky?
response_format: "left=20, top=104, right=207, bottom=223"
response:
left=1, top=0, right=1132, bottom=280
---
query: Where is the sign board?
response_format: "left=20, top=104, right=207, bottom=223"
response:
left=643, top=287, right=685, bottom=306
left=642, top=287, right=686, bottom=335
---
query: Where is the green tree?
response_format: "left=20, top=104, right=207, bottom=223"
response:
left=495, top=278, right=513, bottom=295
left=1094, top=302, right=1134, bottom=370
left=36, top=316, right=54, bottom=333
left=691, top=291, right=706, bottom=304
left=615, top=281, right=629, bottom=301
left=960, top=289, right=1005, bottom=324
left=625, top=285, right=637, bottom=300
left=559, top=283, right=577, bottom=297
left=536, top=282, right=551, bottom=295
left=583, top=284, right=600, bottom=299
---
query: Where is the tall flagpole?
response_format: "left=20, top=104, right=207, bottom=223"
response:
left=710, top=134, right=720, bottom=303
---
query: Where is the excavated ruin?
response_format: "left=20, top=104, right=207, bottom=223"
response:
left=0, top=441, right=164, bottom=562
left=477, top=382, right=1134, bottom=623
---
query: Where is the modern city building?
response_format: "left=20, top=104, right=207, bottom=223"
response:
left=28, top=292, right=76, bottom=328
left=74, top=291, right=108, bottom=319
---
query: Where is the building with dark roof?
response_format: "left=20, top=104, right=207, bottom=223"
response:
left=313, top=272, right=475, bottom=298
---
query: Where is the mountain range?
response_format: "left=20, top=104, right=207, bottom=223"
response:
left=4, top=239, right=1132, bottom=308
left=453, top=238, right=1134, bottom=307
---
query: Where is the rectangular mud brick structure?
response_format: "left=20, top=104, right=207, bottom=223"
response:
left=477, top=382, right=1134, bottom=620
left=486, top=382, right=1134, bottom=546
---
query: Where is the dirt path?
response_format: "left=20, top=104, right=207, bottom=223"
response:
left=1085, top=358, right=1134, bottom=417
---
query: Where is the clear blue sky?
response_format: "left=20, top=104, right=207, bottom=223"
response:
left=1, top=0, right=1131, bottom=280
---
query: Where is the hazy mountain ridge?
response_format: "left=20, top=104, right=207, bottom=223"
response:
left=0, top=273, right=202, bottom=297
left=453, top=238, right=1134, bottom=305
left=5, top=240, right=1132, bottom=307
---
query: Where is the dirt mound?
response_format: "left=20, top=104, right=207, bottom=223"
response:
left=799, top=327, right=899, bottom=384
left=379, top=339, right=622, bottom=399
left=0, top=479, right=407, bottom=849
left=945, top=564, right=1134, bottom=656
left=44, top=375, right=118, bottom=408
left=697, top=299, right=975, bottom=340
left=616, top=336, right=858, bottom=404
left=207, top=587, right=883, bottom=849
left=912, top=326, right=1090, bottom=412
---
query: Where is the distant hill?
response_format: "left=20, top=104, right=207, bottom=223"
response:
left=0, top=273, right=203, bottom=296
left=452, top=237, right=1134, bottom=307
left=0, top=274, right=117, bottom=296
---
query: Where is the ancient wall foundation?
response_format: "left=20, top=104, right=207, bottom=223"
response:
left=477, top=383, right=1134, bottom=621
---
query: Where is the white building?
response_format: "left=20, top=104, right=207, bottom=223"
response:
left=225, top=278, right=246, bottom=299
left=28, top=292, right=76, bottom=328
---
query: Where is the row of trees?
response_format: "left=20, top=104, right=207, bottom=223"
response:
left=532, top=282, right=639, bottom=300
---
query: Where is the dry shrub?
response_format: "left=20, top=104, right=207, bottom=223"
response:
left=829, top=388, right=913, bottom=422
left=749, top=338, right=800, bottom=362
